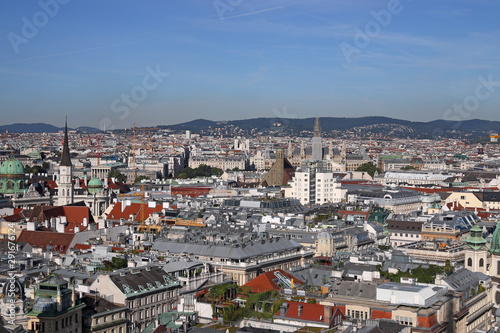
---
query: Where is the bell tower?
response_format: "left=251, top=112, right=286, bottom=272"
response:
left=58, top=114, right=73, bottom=206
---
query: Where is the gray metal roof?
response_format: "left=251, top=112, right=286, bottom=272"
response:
left=152, top=237, right=302, bottom=260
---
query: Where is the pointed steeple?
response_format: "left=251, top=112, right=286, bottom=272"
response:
left=60, top=114, right=72, bottom=167
left=313, top=117, right=321, bottom=138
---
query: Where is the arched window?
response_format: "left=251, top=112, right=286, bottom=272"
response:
left=479, top=258, right=484, bottom=267
left=497, top=261, right=500, bottom=275
left=468, top=258, right=472, bottom=267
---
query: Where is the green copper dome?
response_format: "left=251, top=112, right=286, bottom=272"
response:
left=489, top=221, right=500, bottom=254
left=0, top=157, right=26, bottom=195
left=0, top=158, right=25, bottom=177
left=466, top=223, right=487, bottom=251
left=87, top=177, right=103, bottom=194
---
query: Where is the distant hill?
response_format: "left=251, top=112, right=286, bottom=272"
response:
left=0, top=123, right=100, bottom=133
left=1, top=118, right=498, bottom=140
left=159, top=117, right=500, bottom=140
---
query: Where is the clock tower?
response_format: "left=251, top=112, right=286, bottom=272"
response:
left=57, top=114, right=73, bottom=206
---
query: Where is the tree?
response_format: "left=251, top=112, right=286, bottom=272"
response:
left=42, top=162, right=50, bottom=171
left=101, top=257, right=127, bottom=271
left=177, top=164, right=224, bottom=179
left=134, top=175, right=150, bottom=184
left=401, top=165, right=416, bottom=170
left=355, top=162, right=381, bottom=177
left=108, top=169, right=127, bottom=182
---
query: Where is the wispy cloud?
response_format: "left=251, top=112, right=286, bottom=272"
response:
left=223, top=6, right=286, bottom=20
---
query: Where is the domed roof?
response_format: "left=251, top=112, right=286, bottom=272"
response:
left=489, top=221, right=500, bottom=254
left=1, top=279, right=25, bottom=299
left=0, top=157, right=25, bottom=176
left=88, top=178, right=103, bottom=187
left=87, top=177, right=103, bottom=194
left=466, top=223, right=487, bottom=250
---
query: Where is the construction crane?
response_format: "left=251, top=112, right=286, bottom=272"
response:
left=131, top=124, right=159, bottom=182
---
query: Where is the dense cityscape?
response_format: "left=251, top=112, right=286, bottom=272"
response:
left=0, top=117, right=499, bottom=333
left=2, top=1, right=500, bottom=332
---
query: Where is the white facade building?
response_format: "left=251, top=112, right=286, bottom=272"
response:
left=286, top=163, right=346, bottom=205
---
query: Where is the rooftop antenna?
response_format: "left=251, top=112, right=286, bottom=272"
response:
left=97, top=134, right=100, bottom=165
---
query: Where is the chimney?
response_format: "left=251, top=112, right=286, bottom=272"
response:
left=83, top=218, right=88, bottom=227
left=324, top=305, right=333, bottom=323
left=27, top=221, right=37, bottom=231
left=298, top=304, right=303, bottom=317
left=74, top=226, right=80, bottom=233
left=56, top=221, right=66, bottom=233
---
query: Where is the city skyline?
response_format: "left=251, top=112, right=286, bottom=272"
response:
left=1, top=0, right=500, bottom=129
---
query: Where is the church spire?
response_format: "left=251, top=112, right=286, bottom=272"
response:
left=313, top=117, right=321, bottom=138
left=60, top=114, right=72, bottom=167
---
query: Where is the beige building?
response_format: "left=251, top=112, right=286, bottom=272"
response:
left=445, top=191, right=500, bottom=211
left=189, top=154, right=247, bottom=170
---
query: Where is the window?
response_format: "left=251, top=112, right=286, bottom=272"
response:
left=480, top=258, right=484, bottom=267
left=468, top=258, right=473, bottom=267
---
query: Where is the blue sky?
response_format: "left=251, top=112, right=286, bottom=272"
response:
left=1, top=0, right=499, bottom=129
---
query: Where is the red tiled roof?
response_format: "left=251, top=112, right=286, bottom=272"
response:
left=372, top=309, right=392, bottom=320
left=418, top=313, right=438, bottom=328
left=171, top=186, right=212, bottom=198
left=29, top=205, right=94, bottom=225
left=107, top=202, right=164, bottom=221
left=17, top=230, right=75, bottom=254
left=243, top=269, right=304, bottom=293
left=65, top=221, right=88, bottom=233
left=75, top=243, right=92, bottom=250
left=3, top=213, right=24, bottom=222
left=280, top=301, right=344, bottom=325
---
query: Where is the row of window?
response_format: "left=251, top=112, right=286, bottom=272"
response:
left=395, top=315, right=414, bottom=326
left=95, top=312, right=124, bottom=325
left=347, top=309, right=368, bottom=319
left=391, top=233, right=418, bottom=238
left=136, top=303, right=172, bottom=320
left=467, top=257, right=485, bottom=267
left=128, top=290, right=176, bottom=308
